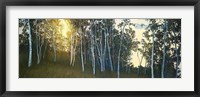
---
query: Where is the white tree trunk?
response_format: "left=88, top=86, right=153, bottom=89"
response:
left=103, top=28, right=107, bottom=71
left=91, top=40, right=95, bottom=75
left=161, top=21, right=168, bottom=78
left=35, top=20, right=40, bottom=64
left=90, top=25, right=95, bottom=75
left=94, top=25, right=103, bottom=72
left=151, top=30, right=155, bottom=78
left=175, top=43, right=179, bottom=78
left=107, top=37, right=113, bottom=71
left=70, top=33, right=74, bottom=65
left=117, top=25, right=125, bottom=78
left=106, top=27, right=113, bottom=71
left=39, top=37, right=44, bottom=63
left=100, top=30, right=103, bottom=72
left=35, top=20, right=44, bottom=64
left=72, top=33, right=77, bottom=66
left=80, top=28, right=84, bottom=72
left=52, top=31, right=56, bottom=64
left=84, top=37, right=87, bottom=65
left=173, top=27, right=179, bottom=78
left=27, top=19, right=32, bottom=67
left=96, top=43, right=103, bottom=69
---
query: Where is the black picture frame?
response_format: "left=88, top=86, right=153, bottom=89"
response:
left=0, top=0, right=200, bottom=97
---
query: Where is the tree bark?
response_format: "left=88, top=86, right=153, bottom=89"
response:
left=27, top=19, right=32, bottom=67
left=151, top=30, right=155, bottom=78
left=90, top=23, right=96, bottom=75
left=52, top=30, right=56, bottom=64
left=80, top=27, right=84, bottom=72
left=161, top=21, right=168, bottom=78
left=70, top=33, right=74, bottom=65
left=106, top=27, right=113, bottom=71
left=173, top=26, right=179, bottom=78
left=117, top=25, right=126, bottom=78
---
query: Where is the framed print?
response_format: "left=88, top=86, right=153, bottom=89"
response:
left=0, top=0, right=200, bottom=97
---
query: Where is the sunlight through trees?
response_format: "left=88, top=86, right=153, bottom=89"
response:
left=19, top=19, right=181, bottom=78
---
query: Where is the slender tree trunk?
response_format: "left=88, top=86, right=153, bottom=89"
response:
left=128, top=65, right=131, bottom=73
left=52, top=31, right=56, bottom=64
left=70, top=33, right=74, bottom=65
left=144, top=60, right=147, bottom=75
left=111, top=31, right=115, bottom=71
left=42, top=25, right=48, bottom=60
left=137, top=47, right=144, bottom=76
left=151, top=30, right=155, bottom=78
left=126, top=64, right=128, bottom=73
left=117, top=42, right=122, bottom=78
left=39, top=37, right=44, bottom=63
left=91, top=39, right=95, bottom=75
left=90, top=24, right=96, bottom=75
left=72, top=33, right=77, bottom=66
left=100, top=30, right=103, bottom=72
left=161, top=21, right=168, bottom=78
left=173, top=27, right=179, bottom=78
left=175, top=44, right=179, bottom=78
left=107, top=37, right=113, bottom=71
left=84, top=35, right=87, bottom=65
left=117, top=25, right=125, bottom=78
left=45, top=20, right=56, bottom=64
left=36, top=38, right=40, bottom=64
left=43, top=40, right=48, bottom=59
left=35, top=20, right=40, bottom=64
left=106, top=27, right=113, bottom=71
left=27, top=19, right=32, bottom=67
left=95, top=25, right=103, bottom=72
left=96, top=42, right=103, bottom=69
left=103, top=27, right=107, bottom=71
left=80, top=27, right=84, bottom=72
left=36, top=23, right=44, bottom=64
left=95, top=28, right=103, bottom=71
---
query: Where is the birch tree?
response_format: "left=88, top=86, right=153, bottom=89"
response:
left=27, top=19, right=32, bottom=67
left=173, top=26, right=179, bottom=78
left=161, top=21, right=168, bottom=78
left=35, top=20, right=45, bottom=64
left=46, top=19, right=59, bottom=64
left=87, top=20, right=96, bottom=74
left=80, top=27, right=84, bottom=72
left=117, top=19, right=129, bottom=78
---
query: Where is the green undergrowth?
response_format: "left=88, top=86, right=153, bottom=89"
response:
left=19, top=52, right=148, bottom=78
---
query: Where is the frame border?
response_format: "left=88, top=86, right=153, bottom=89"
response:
left=0, top=0, right=200, bottom=97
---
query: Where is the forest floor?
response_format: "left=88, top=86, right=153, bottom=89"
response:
left=20, top=62, right=92, bottom=78
left=19, top=52, right=148, bottom=78
left=19, top=62, right=144, bottom=78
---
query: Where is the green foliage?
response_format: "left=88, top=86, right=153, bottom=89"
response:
left=142, top=19, right=181, bottom=78
left=19, top=19, right=181, bottom=78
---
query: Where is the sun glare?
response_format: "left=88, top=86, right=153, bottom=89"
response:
left=60, top=19, right=70, bottom=38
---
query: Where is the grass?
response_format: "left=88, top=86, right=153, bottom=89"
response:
left=19, top=62, right=144, bottom=78
left=19, top=52, right=149, bottom=78
left=20, top=63, right=95, bottom=78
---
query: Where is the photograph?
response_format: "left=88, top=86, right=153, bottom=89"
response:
left=19, top=19, right=181, bottom=78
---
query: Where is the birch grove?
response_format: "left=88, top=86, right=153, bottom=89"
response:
left=19, top=19, right=181, bottom=78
